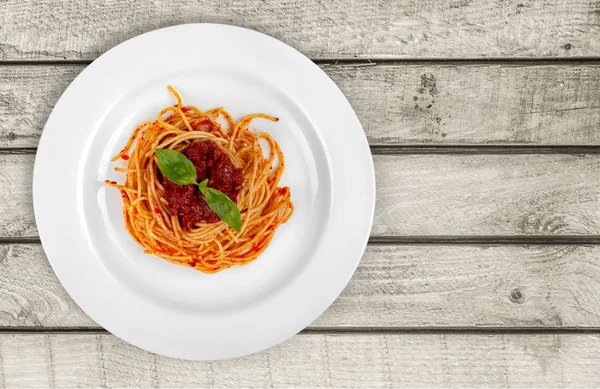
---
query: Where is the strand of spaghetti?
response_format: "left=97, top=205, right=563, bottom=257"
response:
left=173, top=105, right=195, bottom=132
left=167, top=85, right=182, bottom=108
left=216, top=108, right=235, bottom=132
left=111, top=122, right=149, bottom=161
left=229, top=114, right=278, bottom=147
left=170, top=215, right=181, bottom=248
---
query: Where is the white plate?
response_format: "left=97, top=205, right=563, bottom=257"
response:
left=33, top=24, right=375, bottom=361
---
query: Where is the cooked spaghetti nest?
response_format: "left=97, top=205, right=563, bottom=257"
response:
left=106, top=86, right=294, bottom=273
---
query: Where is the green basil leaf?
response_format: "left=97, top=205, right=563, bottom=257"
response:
left=155, top=148, right=197, bottom=185
left=198, top=179, right=242, bottom=232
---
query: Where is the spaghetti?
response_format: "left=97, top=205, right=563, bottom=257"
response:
left=106, top=86, right=293, bottom=273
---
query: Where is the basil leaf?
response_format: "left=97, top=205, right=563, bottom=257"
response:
left=155, top=149, right=197, bottom=185
left=198, top=179, right=242, bottom=232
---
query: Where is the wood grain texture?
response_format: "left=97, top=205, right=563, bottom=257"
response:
left=1, top=154, right=599, bottom=237
left=2, top=64, right=600, bottom=147
left=2, top=244, right=600, bottom=328
left=330, top=64, right=600, bottom=146
left=1, top=0, right=599, bottom=60
left=0, top=333, right=599, bottom=387
left=0, top=155, right=34, bottom=238
left=0, top=66, right=81, bottom=148
left=2, top=1, right=599, bottom=386
left=373, top=154, right=600, bottom=236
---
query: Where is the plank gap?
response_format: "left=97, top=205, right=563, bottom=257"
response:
left=3, top=236, right=600, bottom=245
left=0, top=148, right=37, bottom=155
left=302, top=327, right=600, bottom=335
left=0, top=237, right=41, bottom=244
left=5, top=146, right=600, bottom=156
left=2, top=58, right=600, bottom=67
left=368, top=236, right=600, bottom=245
left=317, top=58, right=600, bottom=66
left=370, top=145, right=600, bottom=155
left=1, top=327, right=600, bottom=335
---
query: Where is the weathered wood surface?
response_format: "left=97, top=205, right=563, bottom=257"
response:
left=373, top=154, right=600, bottom=236
left=0, top=333, right=598, bottom=388
left=1, top=0, right=599, bottom=61
left=2, top=64, right=600, bottom=148
left=2, top=244, right=600, bottom=328
left=2, top=1, right=600, bottom=385
left=1, top=154, right=599, bottom=238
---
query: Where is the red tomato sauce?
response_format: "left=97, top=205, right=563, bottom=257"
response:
left=161, top=141, right=244, bottom=229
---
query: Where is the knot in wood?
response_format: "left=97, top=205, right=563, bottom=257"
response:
left=510, top=288, right=525, bottom=303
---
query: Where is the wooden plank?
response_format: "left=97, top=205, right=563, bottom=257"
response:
left=0, top=333, right=599, bottom=387
left=373, top=154, right=600, bottom=236
left=0, top=155, right=35, bottom=238
left=0, top=66, right=81, bottom=148
left=2, top=244, right=600, bottom=328
left=330, top=64, right=600, bottom=146
left=2, top=64, right=600, bottom=147
left=1, top=0, right=599, bottom=60
left=2, top=153, right=598, bottom=238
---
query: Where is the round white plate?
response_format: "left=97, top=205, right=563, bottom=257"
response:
left=33, top=24, right=375, bottom=361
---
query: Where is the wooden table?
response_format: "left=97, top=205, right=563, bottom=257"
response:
left=1, top=0, right=600, bottom=387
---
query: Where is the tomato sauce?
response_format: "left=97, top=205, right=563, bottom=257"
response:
left=161, top=141, right=244, bottom=229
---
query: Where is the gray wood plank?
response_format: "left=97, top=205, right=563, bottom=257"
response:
left=1, top=0, right=599, bottom=60
left=373, top=154, right=600, bottom=236
left=2, top=64, right=600, bottom=147
left=2, top=244, right=600, bottom=328
left=1, top=154, right=598, bottom=238
left=0, top=155, right=35, bottom=238
left=0, top=333, right=599, bottom=387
